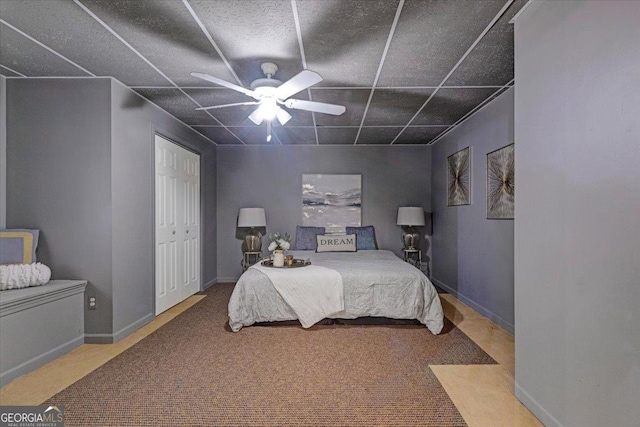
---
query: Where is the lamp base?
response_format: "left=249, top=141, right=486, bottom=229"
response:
left=402, top=227, right=420, bottom=250
left=244, top=229, right=263, bottom=252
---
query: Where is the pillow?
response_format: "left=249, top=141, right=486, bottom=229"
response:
left=345, top=225, right=378, bottom=250
left=294, top=226, right=325, bottom=250
left=0, top=229, right=40, bottom=265
left=0, top=262, right=51, bottom=290
left=316, top=234, right=357, bottom=252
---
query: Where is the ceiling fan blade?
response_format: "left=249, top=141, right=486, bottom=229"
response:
left=274, top=70, right=323, bottom=100
left=276, top=106, right=292, bottom=126
left=283, top=99, right=346, bottom=116
left=196, top=101, right=259, bottom=111
left=191, top=72, right=258, bottom=99
left=248, top=108, right=264, bottom=125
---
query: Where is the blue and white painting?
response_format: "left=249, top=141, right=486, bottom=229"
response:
left=302, top=174, right=361, bottom=234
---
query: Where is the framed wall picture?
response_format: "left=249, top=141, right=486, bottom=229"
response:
left=302, top=174, right=361, bottom=234
left=447, top=147, right=471, bottom=206
left=486, top=143, right=515, bottom=219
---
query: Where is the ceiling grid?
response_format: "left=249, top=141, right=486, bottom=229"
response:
left=390, top=0, right=515, bottom=145
left=353, top=0, right=405, bottom=145
left=0, top=0, right=526, bottom=146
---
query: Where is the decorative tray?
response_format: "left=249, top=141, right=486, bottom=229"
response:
left=261, top=259, right=311, bottom=268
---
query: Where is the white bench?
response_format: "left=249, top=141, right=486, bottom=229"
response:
left=0, top=280, right=87, bottom=386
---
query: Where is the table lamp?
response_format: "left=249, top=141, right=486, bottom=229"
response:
left=397, top=207, right=425, bottom=250
left=238, top=208, right=266, bottom=252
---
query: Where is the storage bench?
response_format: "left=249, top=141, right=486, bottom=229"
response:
left=0, top=280, right=87, bottom=386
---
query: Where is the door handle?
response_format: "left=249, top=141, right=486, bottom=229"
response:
left=186, top=230, right=189, bottom=234
left=172, top=231, right=176, bottom=235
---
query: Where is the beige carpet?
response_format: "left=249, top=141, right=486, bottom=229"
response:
left=46, top=284, right=495, bottom=426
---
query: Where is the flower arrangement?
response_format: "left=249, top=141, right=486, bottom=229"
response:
left=268, top=232, right=291, bottom=252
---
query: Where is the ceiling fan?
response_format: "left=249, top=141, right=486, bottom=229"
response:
left=191, top=62, right=346, bottom=128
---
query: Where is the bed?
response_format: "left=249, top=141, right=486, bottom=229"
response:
left=228, top=249, right=444, bottom=335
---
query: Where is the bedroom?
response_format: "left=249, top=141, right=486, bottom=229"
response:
left=1, top=1, right=638, bottom=426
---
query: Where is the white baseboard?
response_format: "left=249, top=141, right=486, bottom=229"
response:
left=216, top=277, right=239, bottom=284
left=515, top=381, right=563, bottom=427
left=430, top=277, right=514, bottom=334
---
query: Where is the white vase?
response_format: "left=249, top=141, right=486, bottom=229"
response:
left=273, top=250, right=285, bottom=267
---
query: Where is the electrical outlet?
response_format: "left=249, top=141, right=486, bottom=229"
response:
left=88, top=295, right=97, bottom=310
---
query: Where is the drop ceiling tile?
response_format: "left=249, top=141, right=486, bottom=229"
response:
left=133, top=88, right=217, bottom=126
left=0, top=0, right=168, bottom=86
left=0, top=24, right=88, bottom=76
left=445, top=0, right=527, bottom=86
left=225, top=126, right=317, bottom=145
left=226, top=126, right=274, bottom=145
left=80, top=0, right=236, bottom=87
left=411, top=88, right=497, bottom=126
left=363, top=87, right=434, bottom=126
left=193, top=127, right=244, bottom=145
left=317, top=127, right=359, bottom=145
left=188, top=0, right=302, bottom=86
left=296, top=0, right=400, bottom=87
left=273, top=127, right=318, bottom=145
left=310, top=89, right=370, bottom=126
left=393, top=126, right=448, bottom=145
left=377, top=0, right=506, bottom=86
left=355, top=127, right=404, bottom=145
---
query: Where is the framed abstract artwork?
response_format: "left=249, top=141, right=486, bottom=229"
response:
left=447, top=147, right=471, bottom=206
left=302, top=174, right=361, bottom=234
left=486, top=143, right=515, bottom=219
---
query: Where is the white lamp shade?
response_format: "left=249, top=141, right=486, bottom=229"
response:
left=397, top=207, right=425, bottom=226
left=238, top=208, right=266, bottom=227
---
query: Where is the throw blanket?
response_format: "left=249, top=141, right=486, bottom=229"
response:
left=0, top=263, right=52, bottom=290
left=251, top=263, right=344, bottom=328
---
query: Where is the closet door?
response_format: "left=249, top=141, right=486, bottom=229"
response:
left=155, top=135, right=200, bottom=315
left=180, top=148, right=200, bottom=300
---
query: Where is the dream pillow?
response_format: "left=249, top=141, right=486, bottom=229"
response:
left=345, top=225, right=378, bottom=250
left=0, top=229, right=40, bottom=265
left=316, top=234, right=357, bottom=252
left=294, top=226, right=325, bottom=250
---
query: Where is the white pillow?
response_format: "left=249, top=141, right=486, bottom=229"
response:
left=316, top=234, right=357, bottom=252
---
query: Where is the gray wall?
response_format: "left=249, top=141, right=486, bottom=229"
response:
left=514, top=2, right=640, bottom=427
left=6, top=77, right=217, bottom=342
left=217, top=145, right=431, bottom=281
left=109, top=80, right=217, bottom=338
left=0, top=75, right=6, bottom=228
left=7, top=78, right=114, bottom=336
left=430, top=88, right=515, bottom=332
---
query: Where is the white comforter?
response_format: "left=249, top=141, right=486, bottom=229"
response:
left=228, top=250, right=444, bottom=334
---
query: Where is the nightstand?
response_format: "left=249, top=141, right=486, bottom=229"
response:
left=403, top=249, right=422, bottom=269
left=242, top=251, right=262, bottom=272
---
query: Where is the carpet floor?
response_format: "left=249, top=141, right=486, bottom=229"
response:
left=46, top=284, right=495, bottom=426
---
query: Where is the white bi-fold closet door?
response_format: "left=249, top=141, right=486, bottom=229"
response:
left=154, top=134, right=200, bottom=315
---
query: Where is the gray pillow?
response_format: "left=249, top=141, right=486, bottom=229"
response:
left=294, top=226, right=325, bottom=250
left=346, top=225, right=378, bottom=250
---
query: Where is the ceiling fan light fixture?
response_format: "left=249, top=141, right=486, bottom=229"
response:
left=259, top=98, right=278, bottom=121
left=191, top=62, right=345, bottom=130
left=276, top=107, right=292, bottom=126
